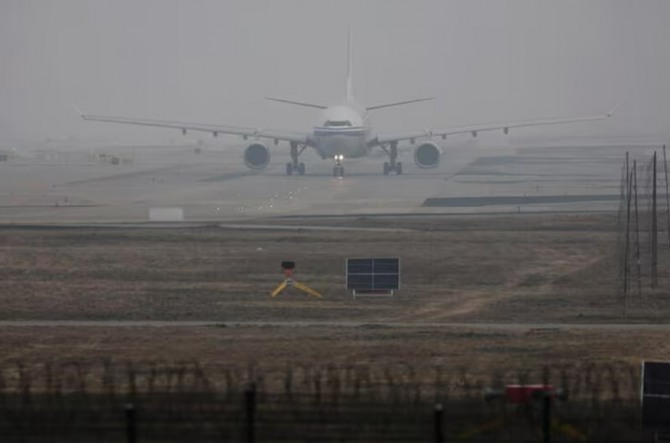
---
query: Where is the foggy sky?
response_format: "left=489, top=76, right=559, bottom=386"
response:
left=1, top=0, right=669, bottom=142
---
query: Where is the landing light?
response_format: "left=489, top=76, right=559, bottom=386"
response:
left=334, top=154, right=344, bottom=161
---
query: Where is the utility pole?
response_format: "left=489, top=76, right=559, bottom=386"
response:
left=624, top=152, right=631, bottom=308
left=663, top=145, right=670, bottom=248
left=652, top=151, right=658, bottom=288
left=634, top=161, right=642, bottom=298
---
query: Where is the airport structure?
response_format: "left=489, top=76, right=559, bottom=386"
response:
left=618, top=146, right=670, bottom=309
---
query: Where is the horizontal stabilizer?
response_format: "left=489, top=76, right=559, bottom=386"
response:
left=265, top=97, right=328, bottom=109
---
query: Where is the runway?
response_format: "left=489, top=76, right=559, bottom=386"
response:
left=0, top=138, right=649, bottom=224
left=0, top=320, right=669, bottom=331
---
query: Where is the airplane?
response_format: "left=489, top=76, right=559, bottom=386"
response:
left=77, top=33, right=617, bottom=178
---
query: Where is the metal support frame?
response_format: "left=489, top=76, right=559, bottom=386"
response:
left=352, top=289, right=394, bottom=298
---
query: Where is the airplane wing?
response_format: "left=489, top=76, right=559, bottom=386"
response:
left=366, top=97, right=434, bottom=111
left=368, top=105, right=618, bottom=146
left=76, top=108, right=312, bottom=145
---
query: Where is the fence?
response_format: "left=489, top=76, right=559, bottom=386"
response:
left=0, top=360, right=653, bottom=442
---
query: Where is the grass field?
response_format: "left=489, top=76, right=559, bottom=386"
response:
left=1, top=213, right=669, bottom=385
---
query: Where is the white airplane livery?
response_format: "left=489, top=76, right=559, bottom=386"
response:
left=78, top=33, right=616, bottom=177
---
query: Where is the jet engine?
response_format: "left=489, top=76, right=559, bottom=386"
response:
left=244, top=143, right=270, bottom=169
left=413, top=142, right=441, bottom=169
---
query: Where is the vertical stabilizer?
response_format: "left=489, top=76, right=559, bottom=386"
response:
left=346, top=28, right=354, bottom=102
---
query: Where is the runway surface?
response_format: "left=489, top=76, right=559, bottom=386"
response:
left=0, top=320, right=668, bottom=331
left=0, top=138, right=653, bottom=224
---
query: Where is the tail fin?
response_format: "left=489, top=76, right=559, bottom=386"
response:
left=346, top=28, right=354, bottom=102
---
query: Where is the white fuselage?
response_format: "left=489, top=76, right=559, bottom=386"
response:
left=312, top=102, right=371, bottom=159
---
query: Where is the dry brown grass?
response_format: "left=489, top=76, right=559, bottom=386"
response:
left=1, top=213, right=670, bottom=378
left=0, top=213, right=631, bottom=322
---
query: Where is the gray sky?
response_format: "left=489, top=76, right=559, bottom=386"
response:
left=1, top=0, right=668, bottom=141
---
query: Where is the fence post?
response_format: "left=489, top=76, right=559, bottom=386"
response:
left=542, top=395, right=551, bottom=443
left=125, top=403, right=137, bottom=443
left=434, top=403, right=444, bottom=443
left=245, top=383, right=257, bottom=443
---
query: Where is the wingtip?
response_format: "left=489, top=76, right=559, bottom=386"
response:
left=606, top=101, right=623, bottom=117
left=72, top=103, right=84, bottom=117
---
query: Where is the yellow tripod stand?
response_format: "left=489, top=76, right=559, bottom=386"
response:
left=271, top=278, right=322, bottom=298
left=271, top=261, right=322, bottom=298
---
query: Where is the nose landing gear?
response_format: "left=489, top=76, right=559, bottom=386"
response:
left=333, top=154, right=344, bottom=177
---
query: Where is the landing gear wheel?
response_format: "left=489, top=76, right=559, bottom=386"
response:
left=298, top=163, right=306, bottom=175
left=396, top=162, right=403, bottom=175
left=286, top=163, right=293, bottom=176
left=339, top=166, right=344, bottom=177
left=333, top=166, right=344, bottom=177
left=383, top=162, right=390, bottom=175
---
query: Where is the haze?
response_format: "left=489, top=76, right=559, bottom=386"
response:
left=1, top=0, right=668, bottom=142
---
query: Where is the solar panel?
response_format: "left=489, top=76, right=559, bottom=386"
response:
left=347, top=259, right=373, bottom=274
left=373, top=258, right=399, bottom=274
left=346, top=258, right=400, bottom=292
left=642, top=361, right=670, bottom=429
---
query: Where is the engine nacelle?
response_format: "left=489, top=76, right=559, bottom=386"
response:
left=244, top=143, right=270, bottom=169
left=413, top=142, right=441, bottom=169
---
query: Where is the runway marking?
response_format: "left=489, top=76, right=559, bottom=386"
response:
left=0, top=205, right=100, bottom=209
left=217, top=224, right=411, bottom=232
left=423, top=194, right=621, bottom=207
left=63, top=165, right=183, bottom=186
left=201, top=170, right=259, bottom=182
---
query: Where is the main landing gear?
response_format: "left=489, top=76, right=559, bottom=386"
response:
left=380, top=141, right=403, bottom=175
left=286, top=141, right=307, bottom=176
left=333, top=154, right=344, bottom=177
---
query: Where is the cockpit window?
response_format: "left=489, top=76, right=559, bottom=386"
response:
left=324, top=120, right=352, bottom=127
